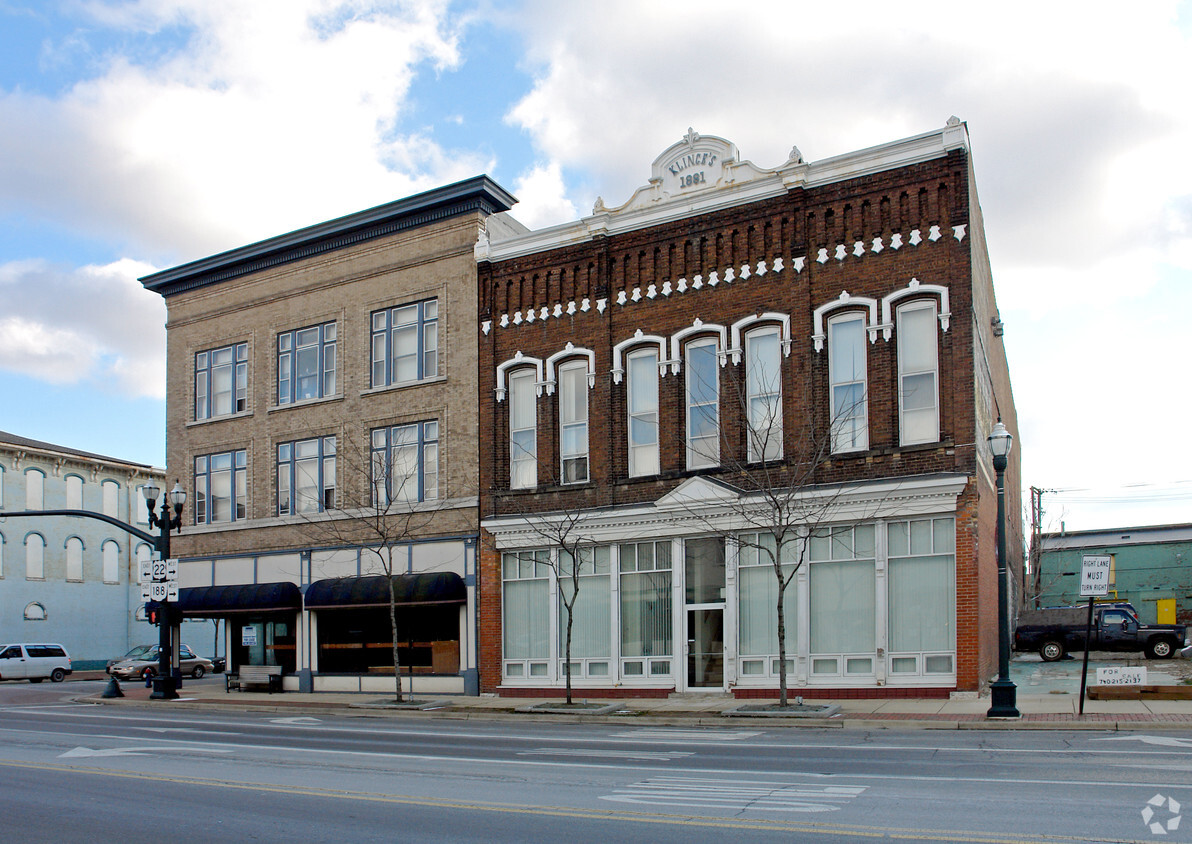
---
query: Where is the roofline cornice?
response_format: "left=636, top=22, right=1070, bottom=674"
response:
left=481, top=122, right=969, bottom=263
left=141, top=175, right=517, bottom=297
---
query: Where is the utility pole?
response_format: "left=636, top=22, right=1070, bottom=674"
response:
left=1030, top=486, right=1043, bottom=608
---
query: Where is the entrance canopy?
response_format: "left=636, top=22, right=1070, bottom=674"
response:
left=305, top=572, right=466, bottom=609
left=177, top=582, right=302, bottom=617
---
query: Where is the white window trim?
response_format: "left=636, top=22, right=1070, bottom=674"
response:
left=557, top=360, right=590, bottom=485
left=508, top=369, right=538, bottom=490
left=828, top=313, right=869, bottom=453
left=684, top=337, right=720, bottom=470
left=626, top=347, right=661, bottom=478
left=611, top=331, right=669, bottom=384
left=812, top=292, right=879, bottom=352
left=896, top=300, right=941, bottom=446
left=745, top=325, right=784, bottom=462
left=880, top=278, right=950, bottom=340
left=495, top=352, right=544, bottom=402
left=669, top=320, right=728, bottom=372
left=543, top=344, right=596, bottom=395
left=729, top=313, right=792, bottom=364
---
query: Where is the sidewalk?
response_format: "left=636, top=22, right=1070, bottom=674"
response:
left=77, top=672, right=1192, bottom=730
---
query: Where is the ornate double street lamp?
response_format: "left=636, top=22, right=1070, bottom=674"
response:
left=3, top=480, right=187, bottom=702
left=143, top=480, right=187, bottom=701
left=986, top=420, right=1019, bottom=719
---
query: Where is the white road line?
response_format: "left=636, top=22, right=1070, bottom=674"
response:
left=520, top=748, right=693, bottom=761
left=611, top=729, right=761, bottom=741
left=603, top=776, right=866, bottom=813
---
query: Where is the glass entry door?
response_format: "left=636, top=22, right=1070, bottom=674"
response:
left=685, top=537, right=725, bottom=689
left=687, top=607, right=724, bottom=687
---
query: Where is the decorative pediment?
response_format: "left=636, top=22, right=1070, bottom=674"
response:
left=655, top=476, right=741, bottom=511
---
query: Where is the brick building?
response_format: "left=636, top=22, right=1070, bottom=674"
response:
left=477, top=122, right=1022, bottom=698
left=141, top=177, right=520, bottom=694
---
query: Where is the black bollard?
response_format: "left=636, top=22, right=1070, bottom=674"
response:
left=101, top=677, right=124, bottom=698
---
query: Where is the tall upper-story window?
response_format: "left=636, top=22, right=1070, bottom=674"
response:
left=685, top=339, right=720, bottom=469
left=102, top=480, right=118, bottom=518
left=278, top=322, right=336, bottom=404
left=746, top=327, right=783, bottom=462
left=509, top=369, right=537, bottom=489
left=627, top=349, right=660, bottom=477
left=897, top=302, right=940, bottom=445
left=25, top=533, right=44, bottom=579
left=66, top=537, right=83, bottom=581
left=25, top=469, right=44, bottom=510
left=278, top=436, right=336, bottom=515
left=194, top=450, right=247, bottom=524
left=828, top=314, right=868, bottom=452
left=102, top=540, right=120, bottom=584
left=371, top=299, right=437, bottom=388
left=559, top=361, right=589, bottom=484
left=65, top=475, right=83, bottom=509
left=371, top=421, right=438, bottom=505
left=195, top=343, right=247, bottom=420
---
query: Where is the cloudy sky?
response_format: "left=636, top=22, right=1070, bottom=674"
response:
left=1, top=0, right=1189, bottom=531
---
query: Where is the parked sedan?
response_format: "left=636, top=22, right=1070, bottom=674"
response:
left=108, top=644, right=214, bottom=680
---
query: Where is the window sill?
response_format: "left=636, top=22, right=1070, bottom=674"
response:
left=268, top=394, right=345, bottom=413
left=360, top=375, right=447, bottom=397
left=187, top=410, right=253, bottom=428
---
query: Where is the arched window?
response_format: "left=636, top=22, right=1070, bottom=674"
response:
left=25, top=469, right=45, bottom=510
left=745, top=325, right=784, bottom=462
left=66, top=536, right=84, bottom=581
left=102, top=480, right=119, bottom=518
left=24, top=602, right=47, bottom=621
left=508, top=368, right=538, bottom=489
left=103, top=540, right=121, bottom=584
left=25, top=533, right=44, bottom=579
left=828, top=313, right=868, bottom=452
left=685, top=338, right=720, bottom=469
left=627, top=348, right=660, bottom=477
left=896, top=300, right=940, bottom=445
left=558, top=360, right=589, bottom=484
left=66, top=475, right=84, bottom=509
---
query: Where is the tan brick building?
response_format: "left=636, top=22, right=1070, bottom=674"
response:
left=142, top=177, right=520, bottom=694
left=477, top=122, right=1022, bottom=698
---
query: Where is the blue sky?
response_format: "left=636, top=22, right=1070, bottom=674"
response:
left=1, top=0, right=1190, bottom=530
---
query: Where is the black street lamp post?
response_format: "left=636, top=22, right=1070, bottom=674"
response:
left=143, top=480, right=187, bottom=701
left=986, top=420, right=1020, bottom=718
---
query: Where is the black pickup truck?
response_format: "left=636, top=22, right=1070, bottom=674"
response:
left=1013, top=602, right=1188, bottom=662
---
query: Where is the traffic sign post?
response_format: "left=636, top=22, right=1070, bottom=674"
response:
left=1078, top=554, right=1114, bottom=714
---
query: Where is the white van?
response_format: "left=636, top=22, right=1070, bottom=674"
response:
left=0, top=643, right=73, bottom=682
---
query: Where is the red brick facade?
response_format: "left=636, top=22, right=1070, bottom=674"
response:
left=477, top=127, right=1021, bottom=697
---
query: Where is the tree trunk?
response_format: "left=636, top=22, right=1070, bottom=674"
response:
left=388, top=575, right=403, bottom=703
left=776, top=584, right=788, bottom=707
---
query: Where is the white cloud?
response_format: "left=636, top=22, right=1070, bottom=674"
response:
left=0, top=0, right=485, bottom=261
left=0, top=257, right=165, bottom=398
left=499, top=0, right=1192, bottom=515
left=509, top=160, right=578, bottom=230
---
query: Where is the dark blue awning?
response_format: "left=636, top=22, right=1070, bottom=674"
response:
left=177, top=582, right=302, bottom=617
left=304, top=572, right=466, bottom=609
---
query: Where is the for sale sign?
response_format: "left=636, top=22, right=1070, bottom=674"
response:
left=1080, top=554, right=1112, bottom=597
left=1096, top=666, right=1146, bottom=685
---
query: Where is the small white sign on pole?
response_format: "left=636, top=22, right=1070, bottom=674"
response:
left=1096, top=666, right=1146, bottom=686
left=165, top=559, right=179, bottom=581
left=150, top=581, right=168, bottom=602
left=166, top=582, right=179, bottom=602
left=1080, top=554, right=1112, bottom=597
left=140, top=585, right=150, bottom=601
left=138, top=559, right=152, bottom=584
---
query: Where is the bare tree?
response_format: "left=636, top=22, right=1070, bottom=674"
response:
left=293, top=427, right=451, bottom=703
left=673, top=337, right=883, bottom=707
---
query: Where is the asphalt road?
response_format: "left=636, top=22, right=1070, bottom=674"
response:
left=1, top=687, right=1190, bottom=842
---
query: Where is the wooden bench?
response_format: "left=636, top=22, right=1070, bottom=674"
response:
left=225, top=664, right=283, bottom=693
